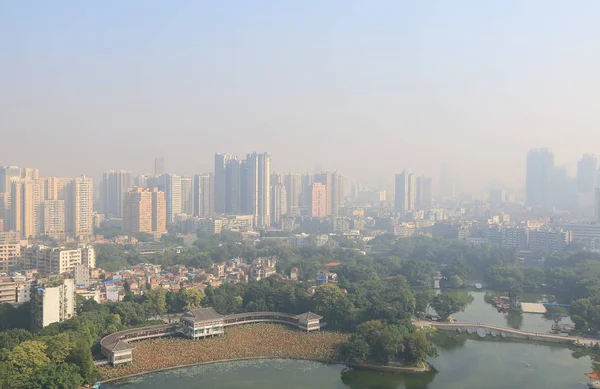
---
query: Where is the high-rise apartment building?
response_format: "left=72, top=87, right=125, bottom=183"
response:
left=42, top=177, right=69, bottom=200
left=181, top=177, right=193, bottom=215
left=101, top=170, right=133, bottom=218
left=314, top=172, right=332, bottom=215
left=310, top=183, right=327, bottom=217
left=22, top=245, right=95, bottom=273
left=65, top=176, right=93, bottom=237
left=243, top=152, right=271, bottom=228
left=42, top=200, right=66, bottom=239
left=9, top=179, right=43, bottom=239
left=415, top=176, right=433, bottom=210
left=148, top=174, right=181, bottom=224
left=331, top=172, right=345, bottom=216
left=31, top=278, right=75, bottom=331
left=0, top=166, right=23, bottom=193
left=225, top=158, right=242, bottom=214
left=154, top=157, right=165, bottom=176
left=284, top=173, right=301, bottom=216
left=525, top=148, right=554, bottom=207
left=577, top=154, right=597, bottom=194
left=299, top=173, right=314, bottom=212
left=270, top=183, right=287, bottom=225
left=214, top=153, right=235, bottom=214
left=395, top=170, right=416, bottom=213
left=123, top=187, right=167, bottom=234
left=0, top=243, right=21, bottom=273
left=193, top=174, right=213, bottom=217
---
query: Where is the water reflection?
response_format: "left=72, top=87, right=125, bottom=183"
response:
left=340, top=367, right=437, bottom=389
left=429, top=333, right=467, bottom=352
left=505, top=312, right=523, bottom=329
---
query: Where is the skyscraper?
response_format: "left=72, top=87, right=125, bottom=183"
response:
left=154, top=157, right=165, bottom=176
left=193, top=174, right=213, bottom=217
left=9, top=179, right=43, bottom=239
left=415, top=176, right=433, bottom=210
left=214, top=153, right=234, bottom=214
left=42, top=200, right=66, bottom=239
left=123, top=187, right=167, bottom=234
left=270, top=183, right=287, bottom=226
left=101, top=170, right=133, bottom=218
left=180, top=177, right=193, bottom=215
left=162, top=174, right=182, bottom=224
left=525, top=148, right=554, bottom=207
left=314, top=172, right=332, bottom=215
left=331, top=172, right=345, bottom=216
left=243, top=152, right=271, bottom=228
left=299, top=173, right=314, bottom=212
left=65, top=176, right=94, bottom=237
left=310, top=183, right=327, bottom=217
left=577, top=154, right=597, bottom=194
left=283, top=173, right=301, bottom=216
left=225, top=158, right=242, bottom=214
left=395, top=170, right=416, bottom=213
left=0, top=166, right=23, bottom=193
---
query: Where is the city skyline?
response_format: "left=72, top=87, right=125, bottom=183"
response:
left=3, top=2, right=600, bottom=191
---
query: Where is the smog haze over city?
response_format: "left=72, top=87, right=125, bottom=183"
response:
left=3, top=1, right=600, bottom=193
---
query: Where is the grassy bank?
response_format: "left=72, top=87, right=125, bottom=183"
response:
left=99, top=324, right=349, bottom=381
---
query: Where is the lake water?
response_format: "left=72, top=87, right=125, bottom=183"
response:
left=442, top=290, right=573, bottom=332
left=104, top=290, right=588, bottom=389
left=103, top=336, right=595, bottom=389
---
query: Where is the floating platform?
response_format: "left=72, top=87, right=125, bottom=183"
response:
left=521, top=302, right=547, bottom=314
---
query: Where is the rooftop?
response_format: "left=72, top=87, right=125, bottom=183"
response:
left=182, top=307, right=224, bottom=322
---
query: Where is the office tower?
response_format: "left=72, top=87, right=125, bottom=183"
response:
left=595, top=189, right=600, bottom=221
left=225, top=158, right=242, bottom=214
left=31, top=278, right=75, bottom=331
left=101, top=170, right=133, bottom=218
left=525, top=148, right=554, bottom=207
left=577, top=154, right=597, bottom=194
left=135, top=174, right=152, bottom=188
left=42, top=200, right=66, bottom=239
left=270, top=183, right=287, bottom=225
left=9, top=179, right=43, bottom=239
left=243, top=152, right=271, bottom=228
left=214, top=153, right=234, bottom=214
left=314, top=172, right=333, bottom=215
left=154, top=157, right=165, bottom=176
left=331, top=172, right=345, bottom=216
left=299, top=173, right=314, bottom=211
left=0, top=166, right=23, bottom=193
left=193, top=174, right=214, bottom=217
left=284, top=173, right=301, bottom=215
left=416, top=176, right=433, bottom=210
left=65, top=176, right=94, bottom=237
left=310, top=183, right=327, bottom=217
left=395, top=170, right=416, bottom=213
left=181, top=177, right=193, bottom=215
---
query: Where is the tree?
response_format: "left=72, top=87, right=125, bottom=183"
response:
left=431, top=293, right=468, bottom=321
left=405, top=330, right=438, bottom=365
left=181, top=288, right=205, bottom=310
left=67, top=336, right=99, bottom=384
left=399, top=260, right=437, bottom=287
left=414, top=289, right=436, bottom=318
left=342, top=335, right=370, bottom=364
left=143, top=288, right=167, bottom=318
left=313, top=284, right=355, bottom=330
left=31, top=362, right=83, bottom=389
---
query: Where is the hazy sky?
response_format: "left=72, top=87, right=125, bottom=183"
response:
left=2, top=1, right=600, bottom=191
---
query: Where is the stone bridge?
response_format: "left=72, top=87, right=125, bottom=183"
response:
left=416, top=321, right=595, bottom=345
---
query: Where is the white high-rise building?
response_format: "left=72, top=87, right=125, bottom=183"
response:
left=193, top=174, right=213, bottom=217
left=65, top=176, right=93, bottom=237
left=101, top=170, right=133, bottom=218
left=271, top=183, right=287, bottom=226
left=8, top=179, right=43, bottom=239
left=42, top=199, right=66, bottom=239
left=148, top=174, right=182, bottom=224
left=244, top=152, right=271, bottom=228
left=181, top=177, right=193, bottom=215
left=284, top=173, right=301, bottom=216
left=395, top=170, right=416, bottom=213
left=31, top=278, right=75, bottom=330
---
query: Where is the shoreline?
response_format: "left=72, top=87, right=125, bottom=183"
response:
left=102, top=356, right=430, bottom=384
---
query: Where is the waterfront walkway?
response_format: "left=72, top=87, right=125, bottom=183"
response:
left=414, top=321, right=599, bottom=345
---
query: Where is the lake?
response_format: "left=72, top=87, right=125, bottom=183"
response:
left=103, top=335, right=595, bottom=389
